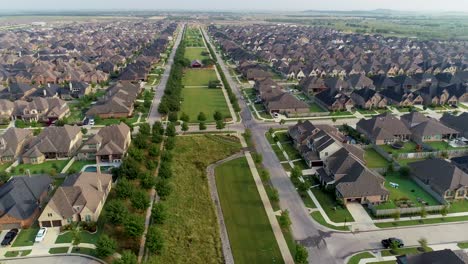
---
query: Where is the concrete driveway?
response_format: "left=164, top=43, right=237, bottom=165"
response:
left=346, top=203, right=377, bottom=231
left=2, top=255, right=101, bottom=264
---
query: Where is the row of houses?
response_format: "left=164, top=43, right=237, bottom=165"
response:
left=0, top=122, right=131, bottom=165
left=0, top=97, right=70, bottom=124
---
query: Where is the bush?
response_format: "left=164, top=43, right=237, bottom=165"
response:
left=96, top=235, right=117, bottom=258
left=105, top=200, right=129, bottom=225
left=145, top=160, right=158, bottom=171
left=199, top=122, right=206, bottom=130
left=115, top=178, right=135, bottom=199
left=113, top=250, right=138, bottom=264
left=197, top=112, right=207, bottom=121
left=168, top=112, right=178, bottom=122
left=155, top=178, right=172, bottom=200
left=295, top=243, right=308, bottom=264
left=278, top=210, right=291, bottom=229
left=81, top=221, right=97, bottom=233
left=180, top=112, right=190, bottom=122
left=131, top=190, right=150, bottom=210
left=140, top=172, right=156, bottom=190
left=158, top=162, right=173, bottom=179
left=149, top=144, right=160, bottom=157
left=166, top=123, right=176, bottom=137
left=213, top=111, right=223, bottom=121
left=146, top=226, right=164, bottom=254
left=165, top=137, right=176, bottom=150
left=124, top=214, right=145, bottom=237
left=161, top=152, right=173, bottom=163
left=151, top=203, right=167, bottom=224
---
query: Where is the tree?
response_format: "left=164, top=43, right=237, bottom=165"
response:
left=166, top=123, right=176, bottom=137
left=291, top=166, right=302, bottom=179
left=199, top=122, right=206, bottom=130
left=278, top=210, right=291, bottom=229
left=298, top=181, right=311, bottom=194
left=213, top=111, right=223, bottom=121
left=181, top=122, right=189, bottom=132
left=152, top=133, right=163, bottom=144
left=131, top=190, right=150, bottom=210
left=270, top=188, right=279, bottom=202
left=148, top=144, right=160, bottom=157
left=113, top=250, right=138, bottom=264
left=153, top=121, right=164, bottom=135
left=393, top=210, right=401, bottom=221
left=399, top=166, right=410, bottom=177
left=0, top=172, right=10, bottom=185
left=140, top=172, right=156, bottom=189
left=197, top=112, right=207, bottom=122
left=441, top=205, right=448, bottom=218
left=105, top=200, right=129, bottom=225
left=139, top=123, right=151, bottom=135
left=124, top=214, right=145, bottom=237
left=420, top=206, right=427, bottom=220
left=165, top=137, right=176, bottom=150
left=155, top=178, right=172, bottom=200
left=72, top=227, right=81, bottom=246
left=115, top=178, right=135, bottom=199
left=180, top=112, right=190, bottom=123
left=151, top=203, right=167, bottom=224
left=96, top=235, right=117, bottom=258
left=216, top=120, right=225, bottom=130
left=158, top=162, right=172, bottom=179
left=168, top=112, right=178, bottom=122
left=294, top=243, right=308, bottom=264
left=418, top=237, right=428, bottom=252
left=146, top=226, right=164, bottom=254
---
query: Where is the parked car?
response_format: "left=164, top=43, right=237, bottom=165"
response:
left=35, top=227, right=48, bottom=243
left=381, top=237, right=404, bottom=248
left=1, top=228, right=19, bottom=246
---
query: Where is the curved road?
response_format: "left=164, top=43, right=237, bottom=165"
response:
left=1, top=255, right=102, bottom=264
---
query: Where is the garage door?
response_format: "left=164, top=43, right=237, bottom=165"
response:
left=41, top=221, right=52, bottom=227
left=0, top=223, right=21, bottom=230
left=52, top=220, right=62, bottom=227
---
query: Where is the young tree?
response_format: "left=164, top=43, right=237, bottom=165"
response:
left=139, top=123, right=151, bottom=135
left=298, top=181, right=311, bottom=194
left=145, top=226, right=164, bottom=254
left=393, top=210, right=401, bottom=221
left=131, top=190, right=150, bottom=210
left=399, top=166, right=410, bottom=177
left=124, top=214, right=145, bottom=238
left=180, top=112, right=190, bottom=123
left=418, top=237, right=428, bottom=252
left=213, top=111, right=223, bottom=121
left=165, top=137, right=176, bottom=150
left=148, top=144, right=160, bottom=157
left=105, top=200, right=129, bottom=225
left=153, top=121, right=164, bottom=135
left=291, top=166, right=303, bottom=179
left=166, top=123, right=176, bottom=137
left=181, top=122, right=189, bottom=132
left=72, top=226, right=81, bottom=247
left=96, top=235, right=117, bottom=258
left=113, top=250, right=138, bottom=264
left=199, top=122, right=206, bottom=130
left=294, top=243, right=309, bottom=264
left=115, top=178, right=135, bottom=199
left=197, top=112, right=207, bottom=122
left=270, top=188, right=279, bottom=202
left=140, top=172, right=156, bottom=190
left=168, top=112, right=178, bottom=122
left=215, top=120, right=225, bottom=130
left=278, top=210, right=291, bottom=229
left=151, top=203, right=167, bottom=224
left=155, top=178, right=172, bottom=200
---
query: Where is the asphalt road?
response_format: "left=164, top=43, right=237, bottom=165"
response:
left=202, top=26, right=468, bottom=264
left=2, top=256, right=102, bottom=264
left=147, top=24, right=185, bottom=125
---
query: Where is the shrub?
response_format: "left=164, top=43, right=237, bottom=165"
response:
left=146, top=227, right=164, bottom=254
left=295, top=243, right=308, bottom=264
left=115, top=178, right=135, bottom=199
left=105, top=200, right=129, bottom=225
left=113, top=250, right=138, bottom=264
left=151, top=203, right=167, bottom=225
left=131, top=190, right=150, bottom=210
left=197, top=112, right=207, bottom=122
left=278, top=210, right=291, bottom=229
left=96, top=235, right=117, bottom=258
left=199, top=122, right=206, bottom=130
left=155, top=178, right=172, bottom=200
left=124, top=214, right=145, bottom=238
left=140, top=172, right=156, bottom=190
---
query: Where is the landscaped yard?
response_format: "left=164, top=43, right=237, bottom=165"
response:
left=348, top=252, right=374, bottom=264
left=49, top=247, right=69, bottom=254
left=310, top=211, right=349, bottom=231
left=147, top=135, right=241, bottom=264
left=0, top=162, right=12, bottom=172
left=376, top=215, right=468, bottom=228
left=379, top=141, right=418, bottom=154
left=381, top=247, right=430, bottom=256
left=364, top=148, right=390, bottom=168
left=71, top=247, right=96, bottom=257
left=12, top=160, right=70, bottom=175
left=309, top=102, right=326, bottom=112
left=215, top=157, right=283, bottom=264
left=55, top=230, right=101, bottom=244
left=397, top=158, right=426, bottom=166
left=66, top=160, right=95, bottom=173
left=185, top=47, right=210, bottom=61
left=4, top=250, right=31, bottom=257
left=425, top=141, right=468, bottom=151
left=181, top=87, right=231, bottom=122
left=448, top=200, right=468, bottom=213
left=182, top=68, right=218, bottom=87
left=311, top=187, right=354, bottom=223
left=375, top=172, right=440, bottom=210
left=12, top=228, right=39, bottom=247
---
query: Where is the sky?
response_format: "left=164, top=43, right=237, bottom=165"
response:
left=3, top=0, right=468, bottom=12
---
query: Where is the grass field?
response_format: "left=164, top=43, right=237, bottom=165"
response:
left=185, top=47, right=209, bottom=61
left=215, top=157, right=283, bottom=264
left=311, top=188, right=354, bottom=223
left=181, top=87, right=231, bottom=122
left=364, top=148, right=390, bottom=168
left=147, top=135, right=241, bottom=264
left=182, top=69, right=218, bottom=87
left=55, top=230, right=101, bottom=244
left=375, top=172, right=440, bottom=210
left=13, top=160, right=69, bottom=175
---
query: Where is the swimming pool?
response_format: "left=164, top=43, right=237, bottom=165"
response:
left=81, top=164, right=119, bottom=172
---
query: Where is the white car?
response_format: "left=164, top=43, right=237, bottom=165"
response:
left=35, top=227, right=47, bottom=243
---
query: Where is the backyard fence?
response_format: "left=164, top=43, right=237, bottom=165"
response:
left=372, top=144, right=468, bottom=161
left=368, top=203, right=447, bottom=217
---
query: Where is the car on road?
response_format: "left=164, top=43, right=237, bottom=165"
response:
left=1, top=228, right=19, bottom=246
left=35, top=227, right=48, bottom=243
left=381, top=237, right=404, bottom=248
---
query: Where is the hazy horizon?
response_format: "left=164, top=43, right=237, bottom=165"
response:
left=2, top=0, right=468, bottom=13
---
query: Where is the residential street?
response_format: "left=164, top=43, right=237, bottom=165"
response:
left=147, top=24, right=185, bottom=125
left=202, top=26, right=468, bottom=264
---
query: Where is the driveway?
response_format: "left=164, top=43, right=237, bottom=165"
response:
left=2, top=256, right=101, bottom=264
left=346, top=203, right=377, bottom=231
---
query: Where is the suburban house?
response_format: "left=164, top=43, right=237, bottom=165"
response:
left=38, top=172, right=112, bottom=227
left=356, top=113, right=411, bottom=145
left=409, top=159, right=468, bottom=201
left=400, top=112, right=430, bottom=128
left=78, top=123, right=131, bottom=163
left=418, top=84, right=468, bottom=106
left=86, top=82, right=141, bottom=119
left=300, top=77, right=328, bottom=96
left=191, top=60, right=202, bottom=68
left=316, top=148, right=389, bottom=204
left=0, top=128, right=33, bottom=163
left=350, top=88, right=387, bottom=109
left=0, top=175, right=52, bottom=229
left=396, top=249, right=468, bottom=264
left=315, top=88, right=354, bottom=111
left=288, top=121, right=341, bottom=167
left=440, top=113, right=468, bottom=138
left=0, top=97, right=70, bottom=124
left=409, top=118, right=459, bottom=143
left=379, top=88, right=423, bottom=106
left=451, top=156, right=468, bottom=174
left=22, top=125, right=83, bottom=164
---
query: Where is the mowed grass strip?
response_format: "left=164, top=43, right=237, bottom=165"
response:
left=181, top=88, right=231, bottom=122
left=185, top=47, right=209, bottom=61
left=215, top=157, right=283, bottom=264
left=147, top=135, right=241, bottom=264
left=182, top=68, right=218, bottom=87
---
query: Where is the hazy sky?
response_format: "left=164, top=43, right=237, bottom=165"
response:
left=4, top=0, right=468, bottom=12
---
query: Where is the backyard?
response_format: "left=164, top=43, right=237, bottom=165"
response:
left=215, top=157, right=283, bottom=264
left=185, top=47, right=210, bottom=61
left=182, top=68, right=218, bottom=87
left=311, top=187, right=354, bottom=223
left=364, top=148, right=390, bottom=168
left=65, top=160, right=95, bottom=173
left=181, top=87, right=231, bottom=122
left=375, top=172, right=440, bottom=210
left=379, top=141, right=418, bottom=155
left=147, top=135, right=241, bottom=264
left=12, top=160, right=70, bottom=175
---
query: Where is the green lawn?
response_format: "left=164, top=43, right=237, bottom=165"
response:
left=94, top=118, right=122, bottom=126
left=397, top=158, right=426, bottom=166
left=13, top=160, right=69, bottom=175
left=381, top=247, right=430, bottom=256
left=364, top=148, right=390, bottom=168
left=448, top=200, right=468, bottom=213
left=379, top=141, right=418, bottom=154
left=12, top=228, right=39, bottom=247
left=309, top=102, right=326, bottom=112
left=55, top=230, right=101, bottom=244
left=375, top=215, right=468, bottom=228
left=348, top=252, right=374, bottom=264
left=425, top=141, right=468, bottom=151
left=181, top=87, right=231, bottom=122
left=185, top=47, right=209, bottom=61
left=71, top=247, right=96, bottom=257
left=49, top=247, right=69, bottom=254
left=311, top=188, right=354, bottom=223
left=0, top=162, right=12, bottom=172
left=66, top=160, right=95, bottom=173
left=375, top=172, right=440, bottom=210
left=368, top=261, right=396, bottom=264
left=182, top=69, right=218, bottom=87
left=147, top=135, right=241, bottom=264
left=458, top=242, right=468, bottom=249
left=4, top=251, right=19, bottom=258
left=215, top=157, right=283, bottom=264
left=310, top=211, right=349, bottom=231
